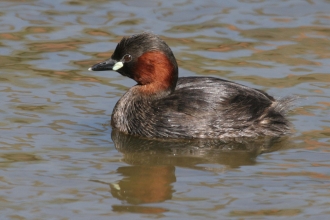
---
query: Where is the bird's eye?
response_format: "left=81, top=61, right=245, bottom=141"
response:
left=123, top=54, right=132, bottom=63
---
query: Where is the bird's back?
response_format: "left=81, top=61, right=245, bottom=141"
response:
left=112, top=77, right=292, bottom=139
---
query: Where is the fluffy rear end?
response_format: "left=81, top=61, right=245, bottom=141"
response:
left=259, top=96, right=296, bottom=136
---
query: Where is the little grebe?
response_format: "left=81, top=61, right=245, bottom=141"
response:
left=89, top=32, right=292, bottom=139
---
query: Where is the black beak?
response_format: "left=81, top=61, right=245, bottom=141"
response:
left=88, top=59, right=116, bottom=71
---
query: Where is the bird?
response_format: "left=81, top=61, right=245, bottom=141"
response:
left=88, top=32, right=293, bottom=139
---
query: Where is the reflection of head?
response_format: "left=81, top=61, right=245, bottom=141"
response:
left=110, top=166, right=176, bottom=204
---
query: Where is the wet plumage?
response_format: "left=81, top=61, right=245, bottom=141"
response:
left=89, top=32, right=293, bottom=139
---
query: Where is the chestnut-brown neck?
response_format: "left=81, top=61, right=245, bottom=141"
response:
left=133, top=51, right=178, bottom=95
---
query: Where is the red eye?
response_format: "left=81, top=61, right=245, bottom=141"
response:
left=123, top=54, right=132, bottom=62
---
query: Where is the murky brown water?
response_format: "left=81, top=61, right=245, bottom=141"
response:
left=1, top=0, right=330, bottom=219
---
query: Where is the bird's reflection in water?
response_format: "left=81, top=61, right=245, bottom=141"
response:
left=105, top=130, right=288, bottom=213
left=111, top=130, right=286, bottom=168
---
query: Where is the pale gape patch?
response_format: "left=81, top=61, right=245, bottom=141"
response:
left=113, top=61, right=124, bottom=71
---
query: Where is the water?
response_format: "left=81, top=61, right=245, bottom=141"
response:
left=0, top=0, right=330, bottom=219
